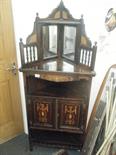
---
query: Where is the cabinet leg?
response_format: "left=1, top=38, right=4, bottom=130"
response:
left=28, top=135, right=33, bottom=151
left=29, top=142, right=33, bottom=151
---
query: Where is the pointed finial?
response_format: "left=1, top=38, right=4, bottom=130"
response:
left=35, top=12, right=39, bottom=20
left=81, top=14, right=83, bottom=19
left=36, top=12, right=39, bottom=17
left=81, top=14, right=84, bottom=24
left=94, top=41, right=97, bottom=46
left=20, top=38, right=23, bottom=42
left=59, top=0, right=65, bottom=8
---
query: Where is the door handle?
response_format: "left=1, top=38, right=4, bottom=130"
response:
left=6, top=62, right=17, bottom=75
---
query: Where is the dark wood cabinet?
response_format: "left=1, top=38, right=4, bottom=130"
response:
left=19, top=1, right=97, bottom=151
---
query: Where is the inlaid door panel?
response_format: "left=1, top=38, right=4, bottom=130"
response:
left=58, top=99, right=84, bottom=131
left=31, top=97, right=55, bottom=128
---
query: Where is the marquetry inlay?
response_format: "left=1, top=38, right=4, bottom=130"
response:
left=64, top=105, right=77, bottom=125
left=37, top=103, right=49, bottom=123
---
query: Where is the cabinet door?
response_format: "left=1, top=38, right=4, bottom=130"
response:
left=28, top=97, right=55, bottom=128
left=58, top=99, right=85, bottom=132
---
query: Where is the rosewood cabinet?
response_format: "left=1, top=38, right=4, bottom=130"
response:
left=19, top=1, right=97, bottom=151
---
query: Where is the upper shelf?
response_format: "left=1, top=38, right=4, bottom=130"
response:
left=20, top=58, right=96, bottom=82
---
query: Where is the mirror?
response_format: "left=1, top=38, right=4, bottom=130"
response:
left=42, top=25, right=57, bottom=58
left=63, top=26, right=76, bottom=61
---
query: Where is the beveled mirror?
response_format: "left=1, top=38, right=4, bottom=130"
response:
left=42, top=25, right=57, bottom=58
left=63, top=26, right=76, bottom=61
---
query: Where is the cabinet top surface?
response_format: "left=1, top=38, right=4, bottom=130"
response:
left=20, top=59, right=95, bottom=82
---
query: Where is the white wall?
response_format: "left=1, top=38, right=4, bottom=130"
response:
left=12, top=0, right=116, bottom=133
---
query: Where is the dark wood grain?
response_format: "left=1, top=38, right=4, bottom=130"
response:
left=19, top=1, right=97, bottom=151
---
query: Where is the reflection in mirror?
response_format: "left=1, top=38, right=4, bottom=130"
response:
left=42, top=26, right=57, bottom=58
left=42, top=60, right=74, bottom=72
left=63, top=26, right=76, bottom=61
left=49, top=26, right=57, bottom=54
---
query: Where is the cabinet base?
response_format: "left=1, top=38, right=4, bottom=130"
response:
left=28, top=129, right=84, bottom=151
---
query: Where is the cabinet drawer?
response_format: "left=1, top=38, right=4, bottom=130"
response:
left=58, top=98, right=86, bottom=131
left=27, top=97, right=55, bottom=128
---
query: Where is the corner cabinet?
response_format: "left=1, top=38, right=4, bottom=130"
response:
left=19, top=1, right=97, bottom=151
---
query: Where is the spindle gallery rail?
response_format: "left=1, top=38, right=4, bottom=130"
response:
left=19, top=39, right=38, bottom=65
left=79, top=44, right=97, bottom=70
left=19, top=38, right=97, bottom=70
left=24, top=45, right=38, bottom=63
